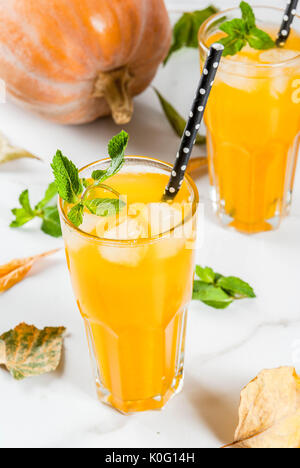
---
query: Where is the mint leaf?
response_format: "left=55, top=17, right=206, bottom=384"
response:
left=164, top=6, right=218, bottom=64
left=193, top=281, right=233, bottom=309
left=82, top=178, right=91, bottom=189
left=108, top=130, right=129, bottom=160
left=19, top=190, right=34, bottom=215
left=10, top=183, right=61, bottom=237
left=219, top=36, right=247, bottom=56
left=240, top=1, right=255, bottom=31
left=41, top=206, right=62, bottom=238
left=154, top=89, right=206, bottom=145
left=219, top=1, right=275, bottom=57
left=35, top=182, right=57, bottom=211
left=92, top=131, right=129, bottom=183
left=219, top=18, right=248, bottom=57
left=68, top=203, right=84, bottom=228
left=195, top=266, right=215, bottom=284
left=10, top=208, right=35, bottom=228
left=51, top=150, right=82, bottom=203
left=193, top=265, right=256, bottom=309
left=247, top=28, right=275, bottom=50
left=84, top=198, right=126, bottom=217
left=10, top=190, right=35, bottom=227
left=217, top=276, right=256, bottom=299
left=220, top=18, right=246, bottom=36
left=91, top=170, right=107, bottom=181
left=214, top=273, right=224, bottom=282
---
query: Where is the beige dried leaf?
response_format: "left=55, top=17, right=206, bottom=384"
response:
left=0, top=133, right=40, bottom=164
left=230, top=367, right=300, bottom=448
left=0, top=323, right=66, bottom=380
left=0, top=249, right=59, bottom=293
left=187, top=157, right=208, bottom=178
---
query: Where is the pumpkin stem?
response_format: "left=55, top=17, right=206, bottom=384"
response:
left=94, top=66, right=133, bottom=125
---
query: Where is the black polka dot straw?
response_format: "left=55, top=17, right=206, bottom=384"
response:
left=276, top=0, right=299, bottom=47
left=163, top=43, right=224, bottom=201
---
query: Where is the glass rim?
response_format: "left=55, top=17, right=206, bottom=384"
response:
left=58, top=155, right=200, bottom=246
left=199, top=5, right=300, bottom=69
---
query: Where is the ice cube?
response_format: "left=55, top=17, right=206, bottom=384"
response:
left=259, top=50, right=300, bottom=99
left=218, top=57, right=259, bottom=93
left=270, top=74, right=290, bottom=99
left=99, top=243, right=148, bottom=267
left=102, top=218, right=147, bottom=240
left=80, top=212, right=100, bottom=234
left=61, top=213, right=97, bottom=252
left=128, top=203, right=147, bottom=218
left=98, top=218, right=148, bottom=266
left=62, top=228, right=86, bottom=253
left=154, top=236, right=186, bottom=259
left=145, top=203, right=183, bottom=237
left=260, top=49, right=299, bottom=64
left=146, top=203, right=186, bottom=259
left=95, top=212, right=126, bottom=238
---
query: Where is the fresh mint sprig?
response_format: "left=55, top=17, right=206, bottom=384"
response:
left=219, top=2, right=275, bottom=56
left=193, top=265, right=256, bottom=309
left=10, top=132, right=129, bottom=235
left=92, top=131, right=129, bottom=183
left=10, top=182, right=62, bottom=238
left=51, top=131, right=129, bottom=228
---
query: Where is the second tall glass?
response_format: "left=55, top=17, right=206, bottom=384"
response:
left=199, top=6, right=300, bottom=234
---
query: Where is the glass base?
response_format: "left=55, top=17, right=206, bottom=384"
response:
left=83, top=305, right=188, bottom=414
left=95, top=371, right=184, bottom=415
left=210, top=187, right=292, bottom=234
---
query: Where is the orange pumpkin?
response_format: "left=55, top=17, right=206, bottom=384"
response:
left=0, top=0, right=171, bottom=124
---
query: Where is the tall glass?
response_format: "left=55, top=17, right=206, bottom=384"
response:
left=59, top=157, right=199, bottom=414
left=199, top=7, right=300, bottom=234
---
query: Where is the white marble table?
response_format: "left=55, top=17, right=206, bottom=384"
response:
left=0, top=0, right=299, bottom=449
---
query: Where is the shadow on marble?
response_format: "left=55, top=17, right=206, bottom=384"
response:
left=185, top=374, right=238, bottom=445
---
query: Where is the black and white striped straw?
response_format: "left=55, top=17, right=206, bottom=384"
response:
left=276, top=0, right=299, bottom=47
left=163, top=43, right=224, bottom=201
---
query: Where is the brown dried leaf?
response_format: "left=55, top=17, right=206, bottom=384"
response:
left=0, top=323, right=66, bottom=380
left=0, top=249, right=60, bottom=293
left=0, top=340, right=6, bottom=364
left=0, top=133, right=40, bottom=164
left=187, top=157, right=208, bottom=178
left=230, top=367, right=300, bottom=448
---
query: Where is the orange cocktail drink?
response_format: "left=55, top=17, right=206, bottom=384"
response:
left=199, top=6, right=300, bottom=233
left=59, top=157, right=198, bottom=413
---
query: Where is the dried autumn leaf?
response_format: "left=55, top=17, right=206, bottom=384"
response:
left=0, top=132, right=40, bottom=164
left=187, top=157, right=208, bottom=178
left=0, top=323, right=66, bottom=380
left=229, top=367, right=300, bottom=448
left=0, top=249, right=59, bottom=293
